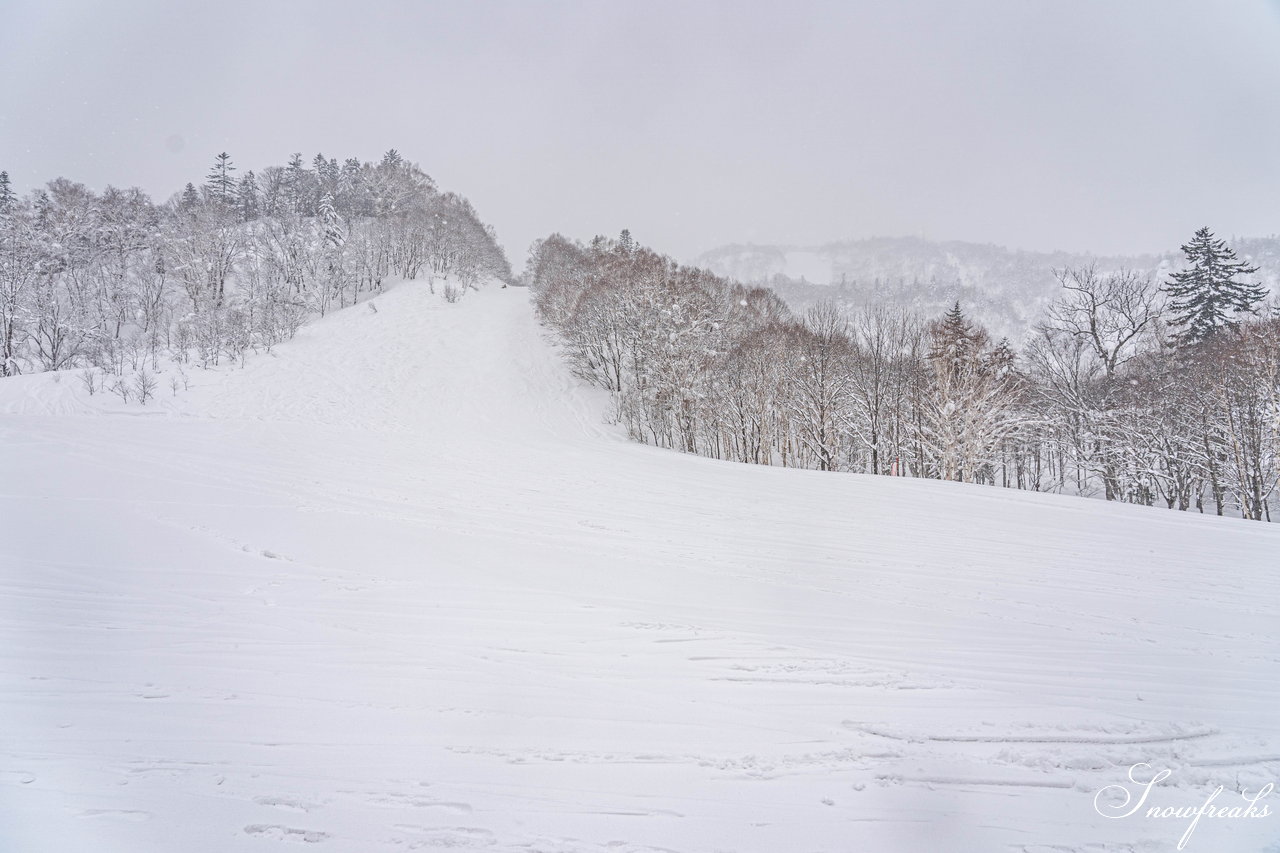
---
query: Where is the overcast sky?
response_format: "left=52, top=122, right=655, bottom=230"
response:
left=2, top=0, right=1279, bottom=263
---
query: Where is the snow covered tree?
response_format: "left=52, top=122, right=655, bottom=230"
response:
left=205, top=152, right=237, bottom=205
left=920, top=304, right=1023, bottom=483
left=0, top=200, right=39, bottom=375
left=1218, top=329, right=1280, bottom=520
left=0, top=148, right=509, bottom=379
left=179, top=182, right=200, bottom=212
left=313, top=154, right=339, bottom=213
left=1045, top=266, right=1162, bottom=377
left=716, top=314, right=791, bottom=465
left=928, top=302, right=981, bottom=377
left=0, top=171, right=14, bottom=216
left=847, top=305, right=922, bottom=475
left=236, top=170, right=259, bottom=222
left=285, top=153, right=312, bottom=215
left=1164, top=227, right=1266, bottom=347
left=1029, top=267, right=1165, bottom=499
left=167, top=196, right=243, bottom=308
left=339, top=157, right=367, bottom=218
left=785, top=302, right=855, bottom=471
left=317, top=192, right=347, bottom=314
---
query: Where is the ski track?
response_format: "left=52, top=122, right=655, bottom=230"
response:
left=1, top=282, right=1278, bottom=852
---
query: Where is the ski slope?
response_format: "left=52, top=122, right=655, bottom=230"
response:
left=1, top=282, right=1277, bottom=852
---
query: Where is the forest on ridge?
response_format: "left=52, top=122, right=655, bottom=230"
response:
left=0, top=151, right=510, bottom=389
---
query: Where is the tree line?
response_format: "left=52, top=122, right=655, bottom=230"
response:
left=526, top=228, right=1280, bottom=521
left=0, top=151, right=510, bottom=379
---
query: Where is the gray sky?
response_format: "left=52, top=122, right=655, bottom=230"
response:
left=2, top=0, right=1279, bottom=263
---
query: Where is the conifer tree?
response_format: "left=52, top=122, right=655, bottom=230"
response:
left=928, top=302, right=981, bottom=376
left=205, top=152, right=237, bottom=204
left=236, top=170, right=259, bottom=221
left=286, top=153, right=310, bottom=215
left=180, top=182, right=201, bottom=211
left=340, top=157, right=365, bottom=217
left=0, top=171, right=14, bottom=215
left=1163, top=227, right=1265, bottom=346
left=319, top=193, right=344, bottom=250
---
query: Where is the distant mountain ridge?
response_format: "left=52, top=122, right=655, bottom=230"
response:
left=694, top=236, right=1280, bottom=343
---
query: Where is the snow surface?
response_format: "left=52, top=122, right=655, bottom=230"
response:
left=1, top=283, right=1278, bottom=852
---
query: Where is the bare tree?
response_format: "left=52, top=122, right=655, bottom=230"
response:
left=133, top=368, right=157, bottom=405
left=786, top=302, right=856, bottom=472
left=1044, top=266, right=1162, bottom=377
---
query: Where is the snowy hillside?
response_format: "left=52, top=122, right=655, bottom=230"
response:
left=696, top=236, right=1280, bottom=341
left=2, top=282, right=1278, bottom=852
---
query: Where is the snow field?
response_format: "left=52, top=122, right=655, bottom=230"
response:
left=1, top=282, right=1277, bottom=851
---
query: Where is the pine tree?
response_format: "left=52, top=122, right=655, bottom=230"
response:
left=0, top=171, right=14, bottom=215
left=237, top=170, right=259, bottom=222
left=928, top=302, right=979, bottom=374
left=1163, top=227, right=1266, bottom=346
left=319, top=193, right=344, bottom=250
left=180, top=182, right=201, bottom=211
left=205, top=152, right=237, bottom=204
left=313, top=154, right=340, bottom=213
left=989, top=337, right=1016, bottom=376
left=286, top=153, right=311, bottom=215
left=340, top=157, right=365, bottom=217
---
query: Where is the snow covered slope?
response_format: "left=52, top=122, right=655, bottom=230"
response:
left=2, top=283, right=1278, bottom=852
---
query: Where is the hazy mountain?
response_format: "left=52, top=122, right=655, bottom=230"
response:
left=695, top=236, right=1280, bottom=343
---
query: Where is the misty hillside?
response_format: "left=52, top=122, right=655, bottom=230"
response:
left=696, top=236, right=1280, bottom=341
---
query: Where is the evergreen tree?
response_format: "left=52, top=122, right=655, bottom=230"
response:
left=0, top=171, right=14, bottom=215
left=319, top=192, right=344, bottom=250
left=928, top=302, right=980, bottom=374
left=313, top=154, right=339, bottom=212
left=236, top=170, right=259, bottom=221
left=989, top=337, right=1016, bottom=375
left=340, top=157, right=365, bottom=217
left=286, top=153, right=311, bottom=215
left=1163, top=227, right=1266, bottom=346
left=180, top=182, right=201, bottom=211
left=205, top=152, right=237, bottom=204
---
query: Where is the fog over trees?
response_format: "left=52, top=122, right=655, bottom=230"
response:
left=697, top=236, right=1280, bottom=343
left=528, top=229, right=1280, bottom=521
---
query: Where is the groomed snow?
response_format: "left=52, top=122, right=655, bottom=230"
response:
left=1, top=283, right=1277, bottom=852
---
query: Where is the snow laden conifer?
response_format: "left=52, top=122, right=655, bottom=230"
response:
left=236, top=170, right=259, bottom=222
left=1163, top=227, right=1265, bottom=346
left=0, top=171, right=15, bottom=217
left=928, top=301, right=979, bottom=374
left=921, top=303, right=1023, bottom=483
left=205, top=152, right=237, bottom=206
left=180, top=182, right=200, bottom=212
left=317, top=192, right=346, bottom=315
left=285, top=153, right=312, bottom=215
